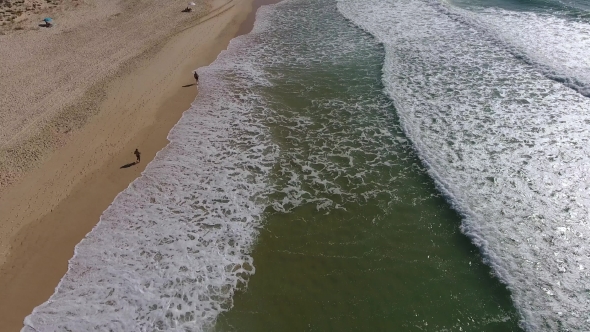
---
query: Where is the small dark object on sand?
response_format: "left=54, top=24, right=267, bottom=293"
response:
left=43, top=17, right=53, bottom=27
left=134, top=149, right=141, bottom=163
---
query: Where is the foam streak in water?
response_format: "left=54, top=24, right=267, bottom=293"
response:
left=338, top=0, right=590, bottom=330
left=443, top=2, right=590, bottom=97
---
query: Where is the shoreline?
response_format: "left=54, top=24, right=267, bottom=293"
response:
left=0, top=0, right=278, bottom=329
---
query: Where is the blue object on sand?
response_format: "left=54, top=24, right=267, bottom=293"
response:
left=43, top=17, right=53, bottom=22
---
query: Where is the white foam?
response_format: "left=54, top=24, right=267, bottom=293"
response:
left=22, top=12, right=279, bottom=332
left=447, top=3, right=590, bottom=96
left=337, top=0, right=590, bottom=330
left=222, top=0, right=413, bottom=216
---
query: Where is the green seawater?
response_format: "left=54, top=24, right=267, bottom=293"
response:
left=213, top=0, right=523, bottom=330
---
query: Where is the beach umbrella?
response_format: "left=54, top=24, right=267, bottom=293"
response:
left=188, top=2, right=195, bottom=5
left=43, top=17, right=53, bottom=22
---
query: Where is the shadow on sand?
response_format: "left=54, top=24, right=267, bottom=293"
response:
left=182, top=83, right=196, bottom=87
left=120, top=162, right=137, bottom=169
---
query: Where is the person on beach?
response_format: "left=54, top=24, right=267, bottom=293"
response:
left=134, top=149, right=141, bottom=163
left=194, top=71, right=199, bottom=85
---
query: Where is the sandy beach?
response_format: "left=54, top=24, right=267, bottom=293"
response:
left=0, top=0, right=269, bottom=329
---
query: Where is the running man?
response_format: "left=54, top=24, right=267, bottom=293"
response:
left=134, top=149, right=141, bottom=163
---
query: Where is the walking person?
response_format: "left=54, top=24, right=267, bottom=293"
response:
left=194, top=71, right=199, bottom=85
left=134, top=149, right=141, bottom=163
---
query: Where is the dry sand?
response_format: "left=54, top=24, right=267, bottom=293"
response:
left=0, top=0, right=211, bottom=188
left=0, top=0, right=274, bottom=329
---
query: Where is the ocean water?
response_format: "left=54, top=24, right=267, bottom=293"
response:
left=336, top=0, right=590, bottom=329
left=23, top=0, right=590, bottom=331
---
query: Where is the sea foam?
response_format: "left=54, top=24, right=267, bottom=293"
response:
left=22, top=12, right=278, bottom=332
left=444, top=2, right=590, bottom=96
left=337, top=0, right=590, bottom=330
